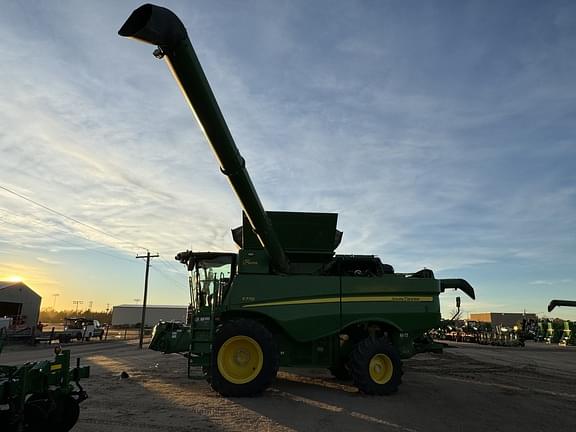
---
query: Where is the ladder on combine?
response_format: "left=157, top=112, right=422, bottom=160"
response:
left=187, top=312, right=213, bottom=379
left=186, top=272, right=227, bottom=378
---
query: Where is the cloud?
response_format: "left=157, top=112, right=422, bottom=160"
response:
left=529, top=279, right=573, bottom=286
left=0, top=1, right=575, bottom=311
left=36, top=257, right=63, bottom=265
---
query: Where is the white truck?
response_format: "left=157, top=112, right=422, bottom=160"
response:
left=56, top=317, right=105, bottom=342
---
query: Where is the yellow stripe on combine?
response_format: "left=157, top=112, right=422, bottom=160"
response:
left=242, top=296, right=433, bottom=308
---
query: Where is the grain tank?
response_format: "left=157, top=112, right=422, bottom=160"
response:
left=120, top=4, right=476, bottom=396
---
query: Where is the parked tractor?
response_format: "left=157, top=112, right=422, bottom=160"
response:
left=0, top=329, right=90, bottom=431
left=120, top=4, right=476, bottom=396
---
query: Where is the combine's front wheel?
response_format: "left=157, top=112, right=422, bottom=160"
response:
left=211, top=319, right=278, bottom=396
left=349, top=337, right=402, bottom=395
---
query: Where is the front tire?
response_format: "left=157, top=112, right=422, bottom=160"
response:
left=349, top=337, right=402, bottom=395
left=211, top=319, right=278, bottom=397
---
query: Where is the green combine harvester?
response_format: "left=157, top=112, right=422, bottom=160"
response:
left=119, top=4, right=476, bottom=396
left=0, top=330, right=90, bottom=431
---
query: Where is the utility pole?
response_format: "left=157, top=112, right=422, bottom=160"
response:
left=136, top=251, right=159, bottom=349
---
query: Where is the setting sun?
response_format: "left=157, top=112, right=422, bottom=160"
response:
left=4, top=275, right=23, bottom=282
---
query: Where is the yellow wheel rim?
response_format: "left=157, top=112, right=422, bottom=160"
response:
left=217, top=336, right=263, bottom=384
left=369, top=353, right=393, bottom=384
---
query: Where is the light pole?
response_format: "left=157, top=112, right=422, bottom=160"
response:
left=72, top=300, right=83, bottom=313
left=52, top=293, right=60, bottom=310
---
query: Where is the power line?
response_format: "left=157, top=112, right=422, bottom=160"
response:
left=0, top=184, right=148, bottom=251
left=150, top=263, right=188, bottom=292
left=157, top=255, right=186, bottom=274
left=0, top=207, right=139, bottom=265
left=0, top=187, right=191, bottom=286
left=1, top=208, right=189, bottom=287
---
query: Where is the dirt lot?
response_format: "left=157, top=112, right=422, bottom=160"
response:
left=2, top=340, right=575, bottom=432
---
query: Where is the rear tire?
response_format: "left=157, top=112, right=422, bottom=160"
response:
left=211, top=319, right=278, bottom=397
left=349, top=337, right=402, bottom=395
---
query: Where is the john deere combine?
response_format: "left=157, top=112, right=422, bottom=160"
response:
left=120, top=4, right=476, bottom=396
left=0, top=330, right=89, bottom=431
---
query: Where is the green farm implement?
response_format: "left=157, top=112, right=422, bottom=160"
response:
left=547, top=300, right=576, bottom=346
left=548, top=300, right=576, bottom=312
left=0, top=330, right=90, bottom=431
left=120, top=4, right=476, bottom=396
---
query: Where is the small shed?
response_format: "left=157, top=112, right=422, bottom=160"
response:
left=0, top=281, right=42, bottom=331
left=111, top=304, right=187, bottom=327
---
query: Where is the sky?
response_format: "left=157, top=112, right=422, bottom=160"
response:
left=0, top=1, right=575, bottom=320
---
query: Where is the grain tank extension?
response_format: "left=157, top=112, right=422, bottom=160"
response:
left=120, top=4, right=476, bottom=396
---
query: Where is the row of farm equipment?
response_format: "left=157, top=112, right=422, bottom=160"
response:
left=434, top=319, right=575, bottom=347
left=433, top=299, right=576, bottom=347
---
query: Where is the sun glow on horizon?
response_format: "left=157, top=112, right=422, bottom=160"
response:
left=3, top=275, right=23, bottom=282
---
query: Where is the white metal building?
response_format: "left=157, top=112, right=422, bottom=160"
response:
left=0, top=281, right=42, bottom=330
left=111, top=304, right=187, bottom=327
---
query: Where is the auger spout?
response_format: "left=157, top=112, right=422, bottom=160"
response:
left=119, top=4, right=290, bottom=273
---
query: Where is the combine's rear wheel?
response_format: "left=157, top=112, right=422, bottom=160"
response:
left=349, top=337, right=402, bottom=395
left=211, top=319, right=278, bottom=396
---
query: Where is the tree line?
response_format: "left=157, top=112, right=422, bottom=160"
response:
left=39, top=309, right=112, bottom=325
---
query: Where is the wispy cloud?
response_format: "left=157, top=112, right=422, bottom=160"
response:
left=0, top=1, right=575, bottom=312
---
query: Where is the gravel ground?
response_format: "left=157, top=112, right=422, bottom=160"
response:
left=2, top=340, right=575, bottom=432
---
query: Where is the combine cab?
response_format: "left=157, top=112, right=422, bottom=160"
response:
left=120, top=4, right=476, bottom=396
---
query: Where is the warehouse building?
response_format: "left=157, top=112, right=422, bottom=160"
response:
left=111, top=304, right=187, bottom=327
left=469, top=312, right=538, bottom=327
left=0, top=281, right=42, bottom=332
